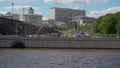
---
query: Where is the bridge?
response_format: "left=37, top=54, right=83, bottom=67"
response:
left=0, top=17, right=24, bottom=35
left=0, top=17, right=39, bottom=35
left=0, top=17, right=61, bottom=36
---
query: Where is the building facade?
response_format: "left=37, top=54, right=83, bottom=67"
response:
left=28, top=7, right=34, bottom=15
left=71, top=16, right=95, bottom=26
left=20, top=7, right=42, bottom=26
left=50, top=7, right=95, bottom=28
left=1, top=7, right=42, bottom=26
left=50, top=7, right=86, bottom=26
left=20, top=15, right=42, bottom=26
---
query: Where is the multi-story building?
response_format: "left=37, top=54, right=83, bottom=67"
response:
left=50, top=7, right=86, bottom=26
left=2, top=7, right=42, bottom=26
left=20, top=14, right=42, bottom=26
left=71, top=16, right=95, bottom=26
left=20, top=7, right=42, bottom=26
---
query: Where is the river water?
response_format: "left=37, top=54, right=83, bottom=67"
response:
left=0, top=49, right=120, bottom=68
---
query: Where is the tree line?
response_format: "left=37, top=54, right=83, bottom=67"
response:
left=93, top=12, right=120, bottom=35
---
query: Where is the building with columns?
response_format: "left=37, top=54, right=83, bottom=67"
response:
left=1, top=7, right=42, bottom=26
left=50, top=7, right=86, bottom=26
left=71, top=16, right=95, bottom=26
left=50, top=7, right=94, bottom=28
left=20, top=7, right=42, bottom=26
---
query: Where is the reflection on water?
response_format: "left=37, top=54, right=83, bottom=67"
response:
left=0, top=49, right=120, bottom=68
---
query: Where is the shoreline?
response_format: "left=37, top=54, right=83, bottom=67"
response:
left=0, top=37, right=120, bottom=49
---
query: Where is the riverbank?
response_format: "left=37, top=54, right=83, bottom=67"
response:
left=0, top=37, right=120, bottom=48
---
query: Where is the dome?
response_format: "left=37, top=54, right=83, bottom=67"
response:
left=29, top=7, right=33, bottom=10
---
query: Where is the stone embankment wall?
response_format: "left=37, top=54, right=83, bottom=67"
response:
left=0, top=37, right=120, bottom=48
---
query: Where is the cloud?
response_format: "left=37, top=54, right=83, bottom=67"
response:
left=0, top=11, right=8, bottom=14
left=5, top=5, right=30, bottom=10
left=69, top=5, right=80, bottom=9
left=44, top=0, right=109, bottom=4
left=0, top=0, right=35, bottom=2
left=4, top=5, right=41, bottom=14
left=44, top=0, right=109, bottom=9
left=89, top=6, right=120, bottom=18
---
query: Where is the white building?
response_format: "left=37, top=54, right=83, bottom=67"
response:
left=20, top=7, right=42, bottom=26
left=71, top=16, right=95, bottom=26
left=20, top=14, right=42, bottom=25
left=50, top=7, right=86, bottom=26
left=1, top=7, right=42, bottom=26
left=50, top=7, right=95, bottom=28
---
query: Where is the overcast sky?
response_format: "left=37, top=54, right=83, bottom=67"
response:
left=0, top=0, right=120, bottom=20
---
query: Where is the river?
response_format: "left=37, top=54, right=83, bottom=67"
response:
left=0, top=49, right=120, bottom=68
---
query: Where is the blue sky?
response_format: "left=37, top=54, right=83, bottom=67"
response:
left=0, top=0, right=120, bottom=20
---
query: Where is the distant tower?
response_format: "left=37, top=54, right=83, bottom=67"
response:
left=28, top=7, right=34, bottom=15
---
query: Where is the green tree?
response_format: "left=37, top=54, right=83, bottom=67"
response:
left=93, top=17, right=102, bottom=33
left=93, top=13, right=119, bottom=34
left=102, top=14, right=117, bottom=34
left=115, top=12, right=120, bottom=35
left=116, top=20, right=120, bottom=34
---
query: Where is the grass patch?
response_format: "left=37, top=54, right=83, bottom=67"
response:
left=92, top=33, right=120, bottom=37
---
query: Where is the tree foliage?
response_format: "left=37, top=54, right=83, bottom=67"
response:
left=93, top=12, right=120, bottom=34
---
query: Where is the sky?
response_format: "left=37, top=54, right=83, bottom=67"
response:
left=0, top=0, right=120, bottom=20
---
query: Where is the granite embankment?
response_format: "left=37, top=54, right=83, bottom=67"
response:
left=0, top=37, right=120, bottom=48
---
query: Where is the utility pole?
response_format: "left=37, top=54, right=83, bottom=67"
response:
left=22, top=7, right=25, bottom=36
left=12, top=3, right=14, bottom=16
left=12, top=3, right=17, bottom=35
